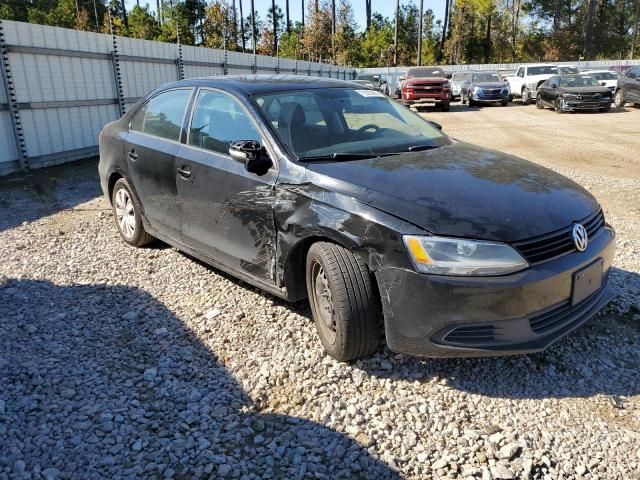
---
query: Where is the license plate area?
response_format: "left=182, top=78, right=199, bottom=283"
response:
left=571, top=258, right=603, bottom=305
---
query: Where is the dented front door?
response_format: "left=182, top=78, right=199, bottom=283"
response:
left=175, top=89, right=278, bottom=283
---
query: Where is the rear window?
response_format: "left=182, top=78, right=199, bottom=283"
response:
left=528, top=66, right=558, bottom=76
left=589, top=72, right=617, bottom=80
left=131, top=89, right=192, bottom=141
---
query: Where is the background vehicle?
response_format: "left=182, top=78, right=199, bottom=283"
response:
left=377, top=74, right=391, bottom=96
left=401, top=67, right=452, bottom=111
left=394, top=75, right=406, bottom=98
left=355, top=73, right=381, bottom=89
left=583, top=70, right=619, bottom=95
left=462, top=71, right=509, bottom=107
left=557, top=65, right=580, bottom=75
left=450, top=72, right=471, bottom=101
left=614, top=66, right=640, bottom=108
left=536, top=74, right=612, bottom=113
left=507, top=64, right=558, bottom=105
left=350, top=79, right=375, bottom=89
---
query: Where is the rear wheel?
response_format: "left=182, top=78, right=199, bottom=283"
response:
left=306, top=242, right=382, bottom=361
left=614, top=90, right=625, bottom=108
left=521, top=87, right=530, bottom=105
left=111, top=178, right=155, bottom=247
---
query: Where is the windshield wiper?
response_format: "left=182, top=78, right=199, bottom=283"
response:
left=405, top=144, right=439, bottom=152
left=299, top=152, right=397, bottom=162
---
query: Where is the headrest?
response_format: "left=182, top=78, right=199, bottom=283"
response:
left=278, top=102, right=306, bottom=127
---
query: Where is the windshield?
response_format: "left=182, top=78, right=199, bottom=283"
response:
left=407, top=67, right=446, bottom=78
left=589, top=72, right=617, bottom=80
left=528, top=66, right=558, bottom=76
left=559, top=75, right=599, bottom=87
left=474, top=72, right=501, bottom=82
left=558, top=66, right=579, bottom=74
left=253, top=88, right=449, bottom=159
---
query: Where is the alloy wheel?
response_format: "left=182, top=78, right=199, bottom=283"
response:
left=114, top=188, right=136, bottom=239
left=615, top=90, right=624, bottom=108
left=311, top=260, right=336, bottom=345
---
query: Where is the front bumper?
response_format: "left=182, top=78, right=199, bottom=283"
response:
left=376, top=227, right=616, bottom=358
left=471, top=94, right=509, bottom=103
left=403, top=92, right=450, bottom=105
left=559, top=99, right=612, bottom=111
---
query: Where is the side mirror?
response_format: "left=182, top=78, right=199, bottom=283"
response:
left=229, top=140, right=272, bottom=175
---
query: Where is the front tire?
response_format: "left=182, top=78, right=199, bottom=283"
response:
left=555, top=97, right=564, bottom=113
left=306, top=242, right=382, bottom=361
left=521, top=87, right=530, bottom=105
left=599, top=103, right=611, bottom=113
left=536, top=94, right=544, bottom=109
left=614, top=90, right=625, bottom=108
left=111, top=178, right=155, bottom=247
left=440, top=101, right=450, bottom=112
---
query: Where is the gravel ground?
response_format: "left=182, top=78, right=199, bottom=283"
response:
left=1, top=105, right=640, bottom=479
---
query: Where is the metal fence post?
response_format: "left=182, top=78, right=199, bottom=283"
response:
left=110, top=35, right=125, bottom=117
left=176, top=42, right=184, bottom=80
left=0, top=20, right=29, bottom=171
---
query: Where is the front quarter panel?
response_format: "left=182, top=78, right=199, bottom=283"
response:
left=273, top=166, right=424, bottom=300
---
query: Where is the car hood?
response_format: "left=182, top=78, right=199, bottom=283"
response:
left=305, top=142, right=599, bottom=242
left=560, top=86, right=612, bottom=94
left=405, top=77, right=448, bottom=83
left=474, top=82, right=507, bottom=89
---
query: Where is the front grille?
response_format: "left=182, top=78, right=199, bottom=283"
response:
left=529, top=279, right=608, bottom=335
left=513, top=210, right=605, bottom=264
left=443, top=324, right=497, bottom=345
left=482, top=89, right=502, bottom=95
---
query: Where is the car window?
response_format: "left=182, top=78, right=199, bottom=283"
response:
left=474, top=73, right=501, bottom=82
left=559, top=75, right=599, bottom=88
left=516, top=68, right=524, bottom=78
left=589, top=72, right=617, bottom=80
left=528, top=66, right=558, bottom=76
left=188, top=90, right=261, bottom=155
left=135, top=89, right=192, bottom=141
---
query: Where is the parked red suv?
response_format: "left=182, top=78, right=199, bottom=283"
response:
left=402, top=67, right=452, bottom=111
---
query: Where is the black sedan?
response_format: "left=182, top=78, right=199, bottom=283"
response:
left=461, top=71, right=510, bottom=107
left=99, top=75, right=615, bottom=361
left=536, top=74, right=612, bottom=112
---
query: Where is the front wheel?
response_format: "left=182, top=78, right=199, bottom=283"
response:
left=306, top=242, right=382, bottom=361
left=501, top=98, right=509, bottom=106
left=111, top=178, right=155, bottom=247
left=440, top=101, right=450, bottom=112
left=555, top=97, right=564, bottom=113
left=521, top=87, right=530, bottom=105
left=614, top=90, right=625, bottom=108
left=536, top=94, right=544, bottom=109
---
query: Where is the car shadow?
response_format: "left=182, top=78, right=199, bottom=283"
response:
left=0, top=157, right=101, bottom=233
left=0, top=278, right=401, bottom=479
left=353, top=266, right=640, bottom=401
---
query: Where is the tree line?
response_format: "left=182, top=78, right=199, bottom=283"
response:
left=1, top=0, right=638, bottom=66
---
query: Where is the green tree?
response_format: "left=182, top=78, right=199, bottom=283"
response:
left=126, top=4, right=160, bottom=40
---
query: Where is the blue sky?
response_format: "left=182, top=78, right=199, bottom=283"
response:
left=125, top=1, right=446, bottom=33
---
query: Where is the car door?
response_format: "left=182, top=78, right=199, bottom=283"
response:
left=175, top=88, right=278, bottom=283
left=627, top=68, right=640, bottom=101
left=126, top=88, right=194, bottom=241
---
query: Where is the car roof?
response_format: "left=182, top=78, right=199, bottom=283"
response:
left=526, top=63, right=557, bottom=67
left=158, top=74, right=356, bottom=96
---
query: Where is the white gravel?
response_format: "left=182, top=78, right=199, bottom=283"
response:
left=0, top=155, right=639, bottom=479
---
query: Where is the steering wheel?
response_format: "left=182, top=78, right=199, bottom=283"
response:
left=351, top=124, right=381, bottom=140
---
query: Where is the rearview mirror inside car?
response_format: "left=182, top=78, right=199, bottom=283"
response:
left=229, top=140, right=272, bottom=175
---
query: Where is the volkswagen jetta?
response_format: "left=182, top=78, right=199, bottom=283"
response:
left=98, top=75, right=615, bottom=361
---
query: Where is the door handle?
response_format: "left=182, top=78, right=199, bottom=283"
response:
left=177, top=166, right=191, bottom=178
left=128, top=150, right=138, bottom=160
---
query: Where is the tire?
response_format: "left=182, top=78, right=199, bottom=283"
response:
left=535, top=94, right=544, bottom=109
left=555, top=97, right=564, bottom=113
left=461, top=94, right=467, bottom=105
left=521, top=87, right=530, bottom=105
left=111, top=178, right=155, bottom=247
left=501, top=98, right=509, bottom=107
left=440, top=101, right=450, bottom=112
left=306, top=242, right=382, bottom=361
left=614, top=89, right=625, bottom=108
left=599, top=103, right=611, bottom=113
left=468, top=98, right=476, bottom=107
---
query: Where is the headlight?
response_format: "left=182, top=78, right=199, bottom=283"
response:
left=527, top=82, right=538, bottom=90
left=473, top=86, right=482, bottom=93
left=403, top=235, right=528, bottom=276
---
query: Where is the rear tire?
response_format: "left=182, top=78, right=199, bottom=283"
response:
left=306, top=242, right=382, bottom=361
left=111, top=178, right=155, bottom=247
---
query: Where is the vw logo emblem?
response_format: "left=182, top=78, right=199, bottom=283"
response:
left=572, top=224, right=588, bottom=252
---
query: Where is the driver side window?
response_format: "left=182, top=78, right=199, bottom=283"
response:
left=517, top=68, right=524, bottom=78
left=188, top=90, right=261, bottom=155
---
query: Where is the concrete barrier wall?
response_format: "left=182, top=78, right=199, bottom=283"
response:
left=0, top=19, right=356, bottom=176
